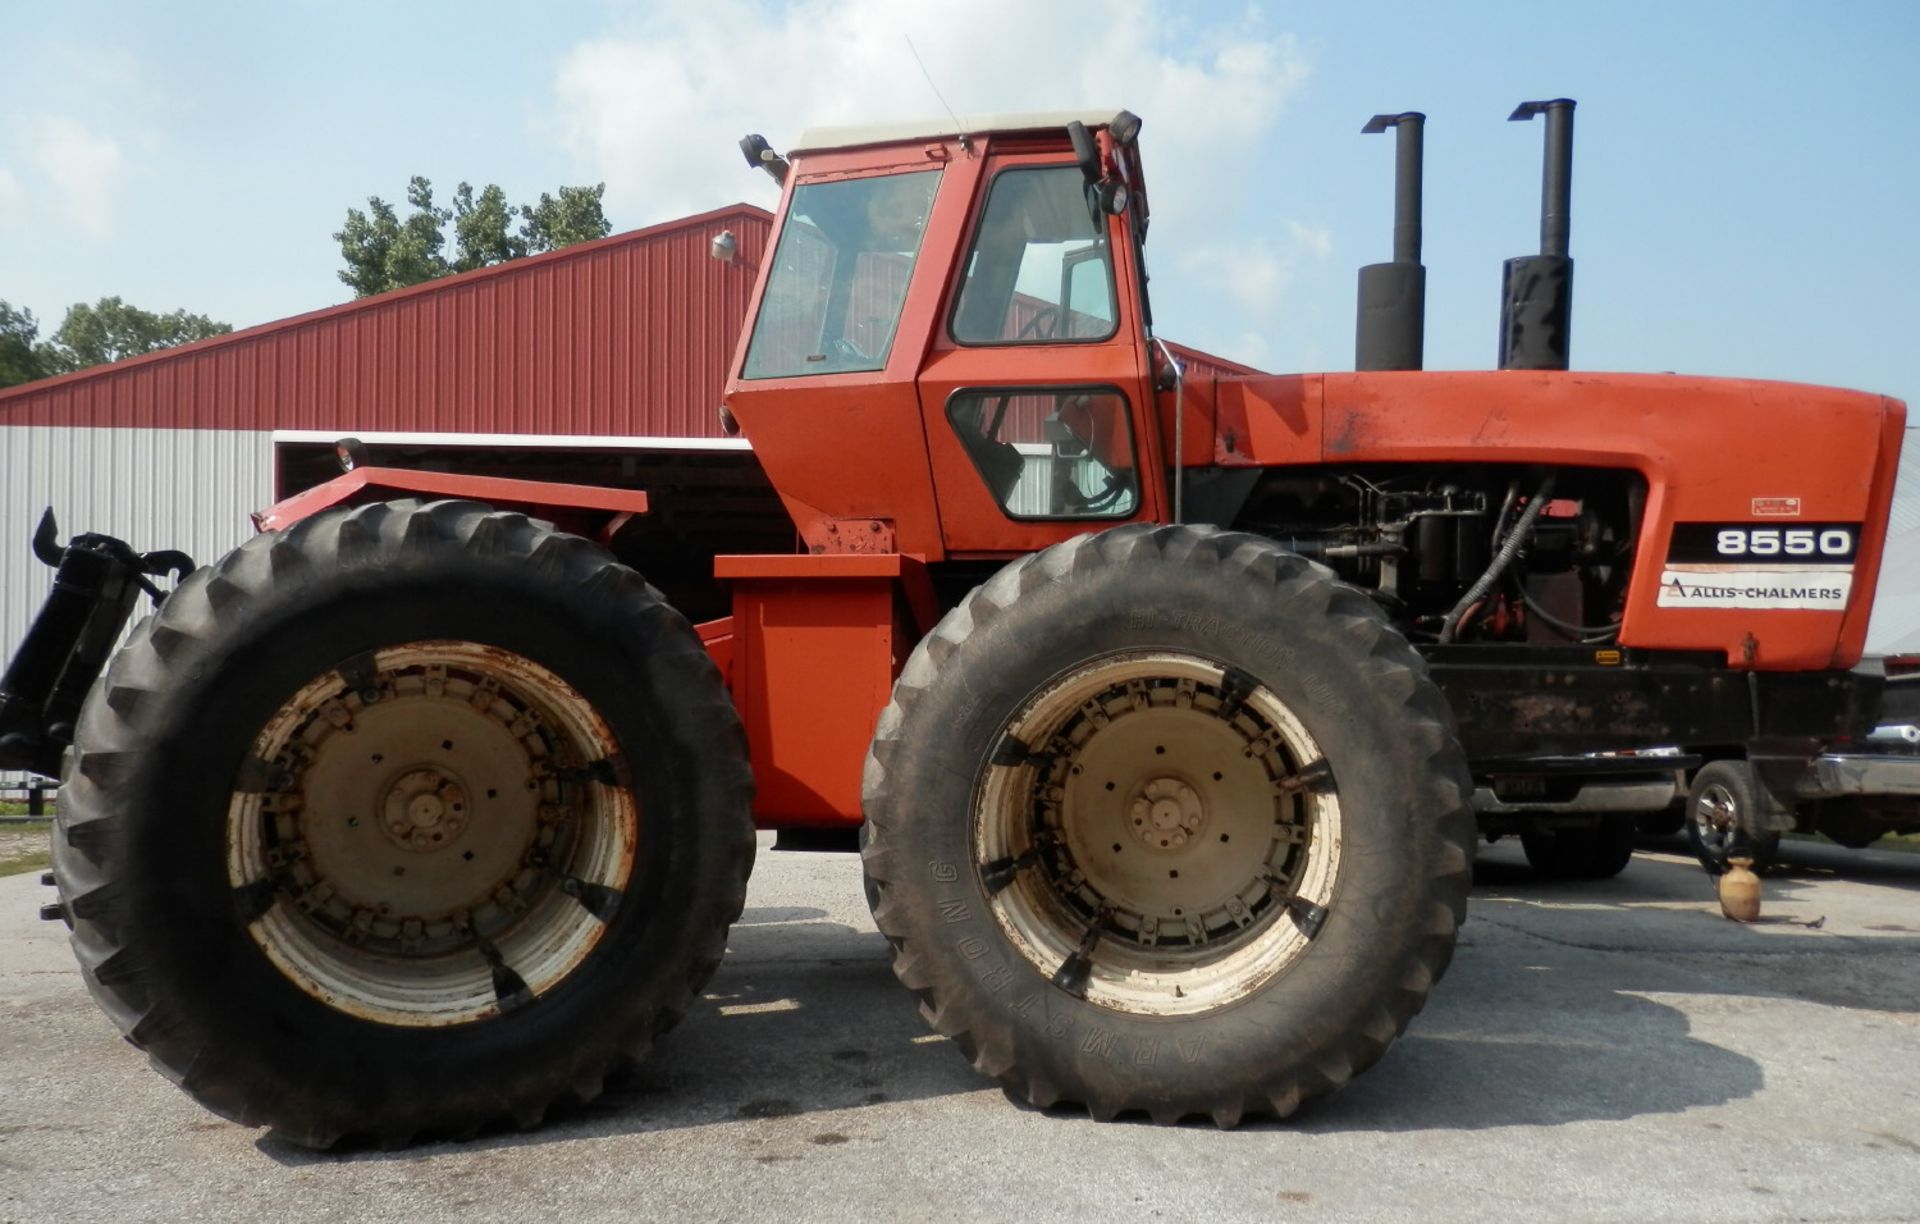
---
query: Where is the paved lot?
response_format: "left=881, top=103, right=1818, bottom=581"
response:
left=2, top=832, right=1917, bottom=1223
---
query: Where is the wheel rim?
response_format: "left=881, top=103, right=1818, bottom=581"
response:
left=1692, top=782, right=1739, bottom=854
left=973, top=651, right=1341, bottom=1017
left=226, top=641, right=637, bottom=1026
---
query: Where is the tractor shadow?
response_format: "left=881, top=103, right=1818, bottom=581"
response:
left=260, top=898, right=990, bottom=1164
left=1292, top=837, right=1918, bottom=1134
left=260, top=840, right=1920, bottom=1161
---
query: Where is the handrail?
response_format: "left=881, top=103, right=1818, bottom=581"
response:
left=1150, top=336, right=1186, bottom=523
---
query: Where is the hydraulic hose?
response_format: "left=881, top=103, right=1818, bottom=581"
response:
left=1438, top=475, right=1555, bottom=643
left=1518, top=585, right=1620, bottom=642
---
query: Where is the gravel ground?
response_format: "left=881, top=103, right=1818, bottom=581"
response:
left=2, top=833, right=1917, bottom=1223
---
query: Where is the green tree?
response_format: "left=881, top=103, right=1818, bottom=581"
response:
left=0, top=300, right=47, bottom=389
left=40, top=297, right=232, bottom=374
left=335, top=177, right=612, bottom=298
left=336, top=176, right=453, bottom=298
left=520, top=184, right=612, bottom=253
left=0, top=296, right=230, bottom=387
left=450, top=182, right=527, bottom=272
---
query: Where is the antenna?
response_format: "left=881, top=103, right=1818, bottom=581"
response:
left=903, top=35, right=972, bottom=155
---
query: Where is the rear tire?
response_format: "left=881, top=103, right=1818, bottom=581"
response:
left=861, top=525, right=1474, bottom=1125
left=52, top=499, right=754, bottom=1148
left=1685, top=761, right=1782, bottom=874
left=1520, top=814, right=1637, bottom=880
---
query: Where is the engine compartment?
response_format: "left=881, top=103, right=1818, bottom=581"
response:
left=1225, top=463, right=1645, bottom=647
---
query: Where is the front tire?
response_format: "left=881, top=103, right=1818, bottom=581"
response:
left=52, top=499, right=754, bottom=1147
left=861, top=526, right=1474, bottom=1125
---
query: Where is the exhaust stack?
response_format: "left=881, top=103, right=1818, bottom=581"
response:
left=1355, top=111, right=1426, bottom=371
left=1498, top=98, right=1576, bottom=370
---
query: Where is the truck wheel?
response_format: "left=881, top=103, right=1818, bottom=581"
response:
left=50, top=499, right=754, bottom=1148
left=1685, top=761, right=1782, bottom=873
left=1519, top=815, right=1637, bottom=880
left=860, top=525, right=1474, bottom=1125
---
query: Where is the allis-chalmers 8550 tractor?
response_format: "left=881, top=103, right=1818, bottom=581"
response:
left=3, top=104, right=1915, bottom=1147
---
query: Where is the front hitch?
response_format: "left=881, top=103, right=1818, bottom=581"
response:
left=0, top=510, right=194, bottom=777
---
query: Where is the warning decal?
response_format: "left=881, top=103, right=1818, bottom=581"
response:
left=1656, top=567, right=1852, bottom=611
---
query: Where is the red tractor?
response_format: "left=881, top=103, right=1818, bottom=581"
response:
left=3, top=104, right=1912, bottom=1147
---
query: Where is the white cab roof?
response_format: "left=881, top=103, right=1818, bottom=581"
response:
left=789, top=109, right=1119, bottom=154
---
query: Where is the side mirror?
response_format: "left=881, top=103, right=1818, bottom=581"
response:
left=334, top=436, right=370, bottom=473
left=1066, top=121, right=1101, bottom=185
left=738, top=134, right=789, bottom=185
left=1068, top=121, right=1130, bottom=219
left=1109, top=110, right=1142, bottom=146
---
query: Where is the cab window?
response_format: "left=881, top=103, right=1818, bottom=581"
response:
left=947, top=387, right=1138, bottom=519
left=743, top=170, right=941, bottom=379
left=951, top=166, right=1117, bottom=345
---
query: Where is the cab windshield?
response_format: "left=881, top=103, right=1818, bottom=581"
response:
left=742, top=170, right=941, bottom=379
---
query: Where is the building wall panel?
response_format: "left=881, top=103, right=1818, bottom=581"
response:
left=0, top=204, right=773, bottom=440
left=1, top=425, right=275, bottom=704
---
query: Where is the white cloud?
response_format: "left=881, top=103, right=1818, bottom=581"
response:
left=1176, top=222, right=1333, bottom=326
left=549, top=0, right=1318, bottom=368
left=551, top=0, right=1309, bottom=229
left=0, top=46, right=158, bottom=239
left=1284, top=220, right=1334, bottom=262
left=26, top=116, right=125, bottom=237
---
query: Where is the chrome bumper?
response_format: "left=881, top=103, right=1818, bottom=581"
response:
left=1801, top=752, right=1920, bottom=799
left=1473, top=775, right=1680, bottom=815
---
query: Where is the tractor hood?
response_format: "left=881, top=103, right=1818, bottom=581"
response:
left=1190, top=368, right=1906, bottom=670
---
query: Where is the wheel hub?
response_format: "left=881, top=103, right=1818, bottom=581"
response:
left=383, top=768, right=470, bottom=852
left=289, top=689, right=548, bottom=930
left=226, top=641, right=639, bottom=1027
left=973, top=651, right=1344, bottom=1017
left=1694, top=782, right=1738, bottom=850
left=1129, top=776, right=1204, bottom=849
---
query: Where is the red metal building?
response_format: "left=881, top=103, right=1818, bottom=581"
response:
left=0, top=203, right=778, bottom=439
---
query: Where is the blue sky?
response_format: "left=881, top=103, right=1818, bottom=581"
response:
left=1, top=0, right=1915, bottom=413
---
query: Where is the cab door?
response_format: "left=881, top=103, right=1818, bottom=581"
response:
left=916, top=153, right=1164, bottom=554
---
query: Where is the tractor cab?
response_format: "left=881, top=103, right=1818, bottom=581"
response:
left=722, top=111, right=1175, bottom=559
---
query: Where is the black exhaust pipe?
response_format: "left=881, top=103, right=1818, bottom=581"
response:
left=1355, top=111, right=1426, bottom=372
left=1498, top=98, right=1576, bottom=370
